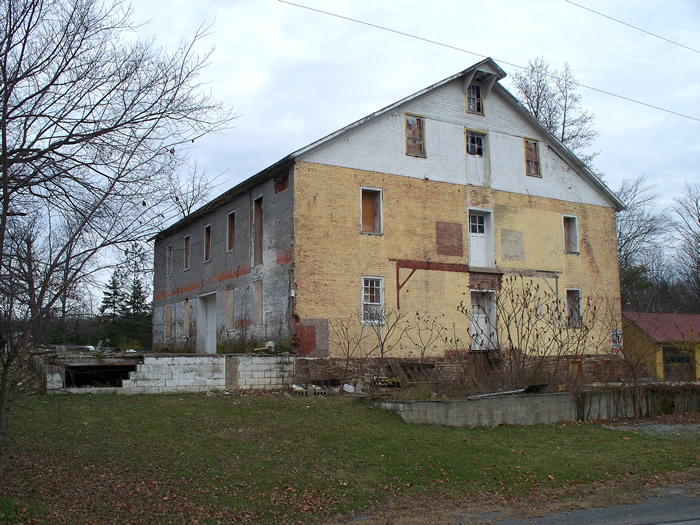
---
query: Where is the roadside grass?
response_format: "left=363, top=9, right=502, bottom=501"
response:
left=2, top=393, right=698, bottom=524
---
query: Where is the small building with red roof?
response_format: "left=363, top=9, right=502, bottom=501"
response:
left=622, top=312, right=700, bottom=381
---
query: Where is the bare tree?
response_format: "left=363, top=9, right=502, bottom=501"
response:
left=511, top=58, right=598, bottom=166
left=673, top=183, right=700, bottom=312
left=167, top=160, right=223, bottom=219
left=456, top=277, right=616, bottom=392
left=363, top=308, right=410, bottom=383
left=0, top=0, right=232, bottom=484
left=405, top=311, right=445, bottom=362
left=328, top=316, right=369, bottom=380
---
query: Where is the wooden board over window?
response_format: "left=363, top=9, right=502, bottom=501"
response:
left=405, top=114, right=425, bottom=157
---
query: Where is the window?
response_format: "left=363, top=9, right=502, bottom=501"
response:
left=225, top=289, right=235, bottom=330
left=405, top=114, right=425, bottom=157
left=361, top=188, right=382, bottom=234
left=166, top=245, right=173, bottom=276
left=566, top=289, right=582, bottom=327
left=183, top=236, right=190, bottom=270
left=274, top=175, right=289, bottom=194
left=468, top=210, right=494, bottom=268
left=362, top=277, right=384, bottom=324
left=466, top=133, right=484, bottom=156
left=203, top=225, right=211, bottom=262
left=252, top=281, right=263, bottom=325
left=227, top=211, right=235, bottom=252
left=183, top=300, right=191, bottom=337
left=467, top=84, right=483, bottom=114
left=563, top=216, right=579, bottom=253
left=165, top=305, right=173, bottom=339
left=253, top=197, right=263, bottom=266
left=524, top=139, right=540, bottom=176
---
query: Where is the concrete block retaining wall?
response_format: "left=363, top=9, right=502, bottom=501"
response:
left=51, top=354, right=295, bottom=394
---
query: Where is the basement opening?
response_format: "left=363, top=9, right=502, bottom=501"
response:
left=65, top=365, right=137, bottom=388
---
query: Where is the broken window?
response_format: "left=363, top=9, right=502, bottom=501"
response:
left=184, top=236, right=190, bottom=270
left=225, top=289, right=235, bottom=330
left=227, top=211, right=235, bottom=252
left=524, top=139, right=540, bottom=177
left=405, top=114, right=425, bottom=157
left=253, top=197, right=263, bottom=266
left=466, top=133, right=484, bottom=156
left=563, top=216, right=579, bottom=253
left=467, top=84, right=483, bottom=114
left=166, top=245, right=173, bottom=276
left=362, top=277, right=384, bottom=324
left=183, top=300, right=191, bottom=337
left=252, top=281, right=263, bottom=325
left=361, top=188, right=382, bottom=234
left=204, top=224, right=211, bottom=262
left=165, top=305, right=173, bottom=339
left=566, top=289, right=582, bottom=327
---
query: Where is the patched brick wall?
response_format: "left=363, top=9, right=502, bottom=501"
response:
left=293, top=161, right=621, bottom=358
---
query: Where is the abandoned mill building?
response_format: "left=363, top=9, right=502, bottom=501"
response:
left=152, top=58, right=624, bottom=358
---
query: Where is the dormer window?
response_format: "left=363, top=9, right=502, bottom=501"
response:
left=467, top=84, right=483, bottom=114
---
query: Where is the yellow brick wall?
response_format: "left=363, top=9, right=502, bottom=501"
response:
left=294, top=161, right=621, bottom=358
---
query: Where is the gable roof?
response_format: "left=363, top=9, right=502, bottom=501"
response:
left=157, top=58, right=623, bottom=240
left=623, top=312, right=700, bottom=343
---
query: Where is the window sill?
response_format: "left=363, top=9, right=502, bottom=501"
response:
left=405, top=153, right=427, bottom=158
left=467, top=110, right=484, bottom=116
left=565, top=250, right=580, bottom=255
left=360, top=231, right=384, bottom=236
left=184, top=267, right=190, bottom=272
left=203, top=259, right=211, bottom=264
left=525, top=173, right=542, bottom=178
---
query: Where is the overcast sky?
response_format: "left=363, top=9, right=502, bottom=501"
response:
left=134, top=0, right=700, bottom=211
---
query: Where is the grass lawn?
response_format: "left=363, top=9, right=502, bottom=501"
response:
left=1, top=392, right=698, bottom=523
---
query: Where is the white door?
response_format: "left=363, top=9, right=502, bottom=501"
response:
left=197, top=293, right=217, bottom=354
left=470, top=292, right=495, bottom=350
left=469, top=212, right=491, bottom=267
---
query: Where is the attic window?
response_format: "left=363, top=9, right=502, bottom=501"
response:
left=524, top=139, right=540, bottom=177
left=405, top=114, right=425, bottom=157
left=467, top=84, right=483, bottom=114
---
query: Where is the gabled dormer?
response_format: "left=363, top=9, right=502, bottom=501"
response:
left=461, top=58, right=507, bottom=115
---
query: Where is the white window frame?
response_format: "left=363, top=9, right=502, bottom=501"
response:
left=466, top=132, right=485, bottom=157
left=468, top=208, right=494, bottom=268
left=566, top=288, right=582, bottom=327
left=362, top=276, right=384, bottom=324
left=360, top=187, right=383, bottom=235
left=562, top=215, right=579, bottom=254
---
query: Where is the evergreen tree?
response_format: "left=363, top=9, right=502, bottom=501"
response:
left=100, top=270, right=126, bottom=320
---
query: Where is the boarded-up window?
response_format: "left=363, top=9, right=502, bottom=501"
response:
left=252, top=281, right=263, bottom=325
left=524, top=139, right=540, bottom=176
left=204, top=224, right=211, bottom=262
left=166, top=245, right=173, bottom=276
left=165, top=305, right=173, bottom=339
left=274, top=175, right=289, bottom=194
left=225, top=289, right=235, bottom=330
left=566, top=289, right=582, bottom=327
left=253, top=197, right=263, bottom=266
left=405, top=114, right=425, bottom=156
left=227, top=211, right=235, bottom=252
left=184, top=236, right=190, bottom=270
left=563, top=216, right=579, bottom=253
left=183, top=300, right=191, bottom=337
left=467, top=84, right=483, bottom=114
left=361, top=188, right=382, bottom=234
left=436, top=221, right=463, bottom=256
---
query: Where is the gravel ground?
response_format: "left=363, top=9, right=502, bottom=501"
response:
left=602, top=412, right=700, bottom=439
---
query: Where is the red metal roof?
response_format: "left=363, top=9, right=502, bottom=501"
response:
left=623, top=312, right=700, bottom=343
